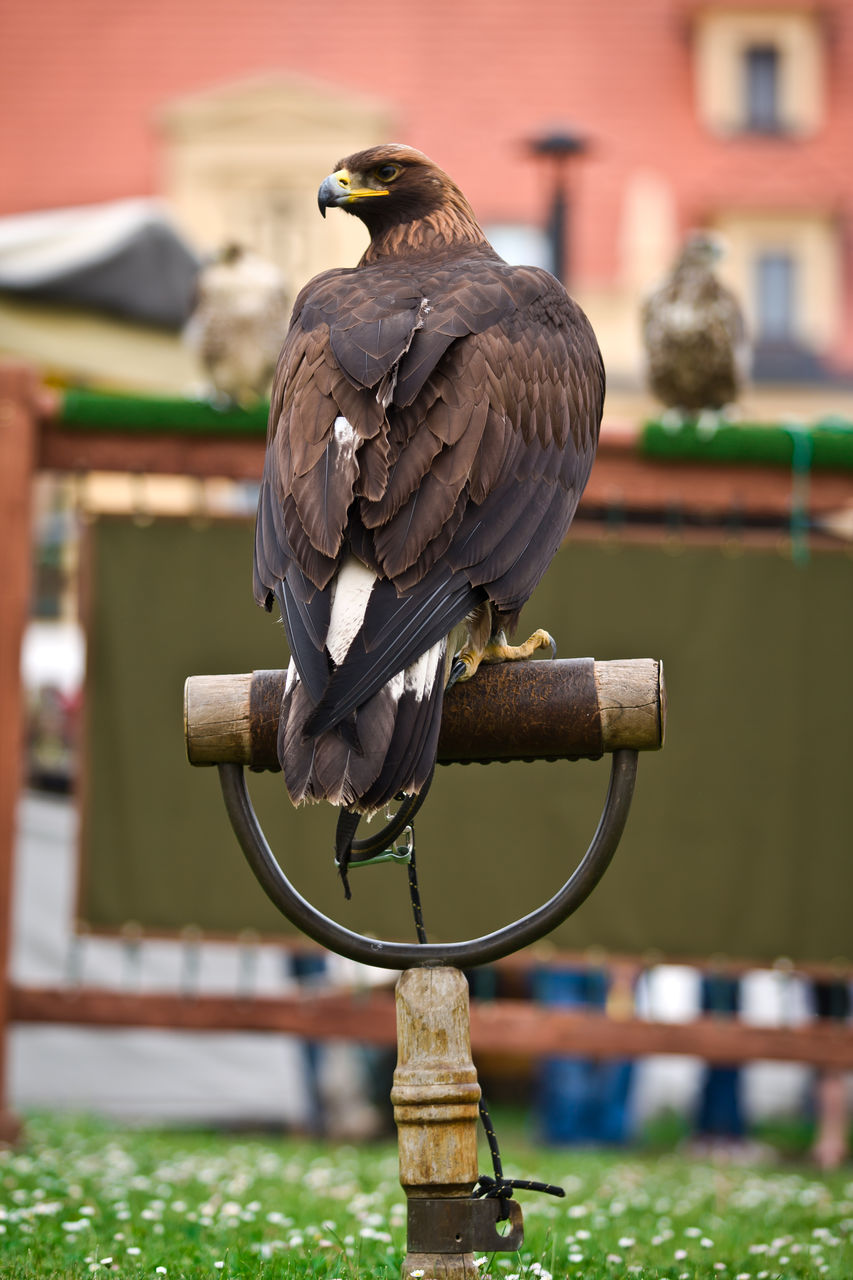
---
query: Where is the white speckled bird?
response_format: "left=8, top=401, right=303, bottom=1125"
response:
left=186, top=243, right=291, bottom=405
left=642, top=232, right=750, bottom=414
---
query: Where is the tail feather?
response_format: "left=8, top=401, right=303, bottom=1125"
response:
left=334, top=809, right=362, bottom=899
left=279, top=639, right=445, bottom=815
left=358, top=646, right=446, bottom=812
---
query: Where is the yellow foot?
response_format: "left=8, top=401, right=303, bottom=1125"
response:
left=447, top=628, right=557, bottom=687
left=482, top=628, right=557, bottom=665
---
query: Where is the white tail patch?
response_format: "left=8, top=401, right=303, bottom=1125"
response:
left=387, top=669, right=405, bottom=704
left=404, top=640, right=444, bottom=702
left=326, top=555, right=377, bottom=665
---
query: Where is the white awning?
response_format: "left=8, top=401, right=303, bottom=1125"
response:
left=0, top=198, right=200, bottom=328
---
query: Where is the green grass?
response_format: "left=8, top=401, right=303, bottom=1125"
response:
left=1, top=1112, right=852, bottom=1278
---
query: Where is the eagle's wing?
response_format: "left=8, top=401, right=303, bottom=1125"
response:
left=254, top=250, right=602, bottom=799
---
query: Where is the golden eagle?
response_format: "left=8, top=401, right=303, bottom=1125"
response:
left=253, top=145, right=604, bottom=885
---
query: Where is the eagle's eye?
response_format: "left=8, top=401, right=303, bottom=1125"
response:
left=375, top=163, right=402, bottom=182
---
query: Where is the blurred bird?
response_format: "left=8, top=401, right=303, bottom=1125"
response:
left=642, top=232, right=749, bottom=416
left=186, top=243, right=291, bottom=405
left=253, top=144, right=604, bottom=889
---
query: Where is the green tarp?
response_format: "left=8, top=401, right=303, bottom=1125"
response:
left=82, top=517, right=852, bottom=963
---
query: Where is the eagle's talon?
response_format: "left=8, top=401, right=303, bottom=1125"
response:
left=453, top=647, right=482, bottom=683
left=446, top=656, right=468, bottom=689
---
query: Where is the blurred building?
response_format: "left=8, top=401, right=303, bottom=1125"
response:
left=2, top=0, right=853, bottom=391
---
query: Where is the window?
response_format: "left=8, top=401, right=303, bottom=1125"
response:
left=713, top=213, right=841, bottom=377
left=755, top=252, right=795, bottom=339
left=693, top=11, right=824, bottom=137
left=744, top=45, right=781, bottom=132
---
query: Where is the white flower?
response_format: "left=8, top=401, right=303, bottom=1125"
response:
left=126, top=1247, right=141, bottom=1257
left=156, top=1270, right=167, bottom=1276
left=618, top=1236, right=636, bottom=1248
left=701, top=1236, right=714, bottom=1247
left=605, top=1254, right=622, bottom=1264
left=409, top=1271, right=425, bottom=1278
left=675, top=1249, right=687, bottom=1260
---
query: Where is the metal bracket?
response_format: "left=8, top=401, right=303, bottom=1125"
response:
left=337, top=825, right=414, bottom=871
left=407, top=1197, right=524, bottom=1254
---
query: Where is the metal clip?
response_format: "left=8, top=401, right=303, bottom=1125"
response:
left=406, top=1196, right=524, bottom=1254
left=345, top=825, right=414, bottom=871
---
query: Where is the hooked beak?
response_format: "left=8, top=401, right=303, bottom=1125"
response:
left=317, top=168, right=390, bottom=218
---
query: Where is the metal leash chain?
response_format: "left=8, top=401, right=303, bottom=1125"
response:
left=404, top=829, right=565, bottom=1220
left=406, top=834, right=428, bottom=946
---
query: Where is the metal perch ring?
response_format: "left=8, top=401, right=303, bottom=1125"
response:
left=218, top=749, right=638, bottom=970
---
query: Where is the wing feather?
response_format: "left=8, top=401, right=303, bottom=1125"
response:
left=254, top=240, right=603, bottom=807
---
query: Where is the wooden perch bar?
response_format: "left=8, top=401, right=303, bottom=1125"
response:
left=184, top=657, right=665, bottom=769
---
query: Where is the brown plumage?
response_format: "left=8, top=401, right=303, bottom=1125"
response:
left=253, top=145, right=604, bottom=879
left=642, top=232, right=750, bottom=412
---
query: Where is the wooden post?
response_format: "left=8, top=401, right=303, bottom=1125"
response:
left=0, top=365, right=43, bottom=1144
left=392, top=967, right=482, bottom=1279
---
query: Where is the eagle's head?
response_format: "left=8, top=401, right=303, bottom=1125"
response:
left=317, top=144, right=487, bottom=256
left=676, top=230, right=727, bottom=274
